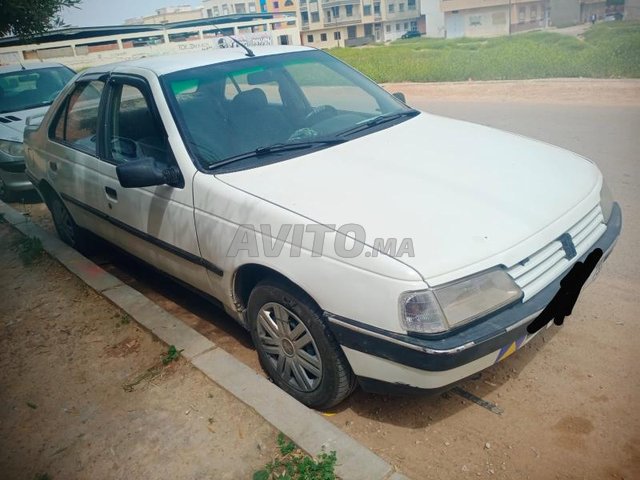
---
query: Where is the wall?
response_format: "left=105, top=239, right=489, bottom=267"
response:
left=420, top=0, right=446, bottom=38
left=550, top=0, right=580, bottom=26
left=0, top=20, right=300, bottom=69
left=445, top=5, right=509, bottom=38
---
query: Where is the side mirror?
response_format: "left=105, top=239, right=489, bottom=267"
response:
left=392, top=92, right=407, bottom=103
left=25, top=114, right=44, bottom=129
left=116, top=157, right=183, bottom=188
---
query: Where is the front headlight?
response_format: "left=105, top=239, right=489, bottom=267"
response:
left=600, top=178, right=614, bottom=223
left=400, top=269, right=522, bottom=334
left=0, top=139, right=25, bottom=158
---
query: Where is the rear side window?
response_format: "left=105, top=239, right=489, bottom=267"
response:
left=53, top=80, right=104, bottom=155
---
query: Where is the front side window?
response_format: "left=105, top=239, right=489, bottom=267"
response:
left=107, top=83, right=168, bottom=165
left=162, top=50, right=415, bottom=170
left=0, top=66, right=74, bottom=114
left=52, top=80, right=104, bottom=155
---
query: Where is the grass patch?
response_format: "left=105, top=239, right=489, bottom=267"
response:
left=13, top=236, right=44, bottom=266
left=329, top=21, right=640, bottom=82
left=161, top=345, right=182, bottom=365
left=253, top=432, right=338, bottom=480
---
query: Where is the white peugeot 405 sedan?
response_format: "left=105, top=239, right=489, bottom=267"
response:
left=24, top=46, right=621, bottom=409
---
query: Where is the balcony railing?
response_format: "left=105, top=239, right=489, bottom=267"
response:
left=322, top=0, right=361, bottom=6
left=324, top=16, right=362, bottom=27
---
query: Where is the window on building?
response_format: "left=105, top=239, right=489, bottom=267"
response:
left=213, top=6, right=219, bottom=15
left=519, top=7, right=526, bottom=23
left=235, top=3, right=246, bottom=13
left=206, top=8, right=212, bottom=17
left=403, top=22, right=408, bottom=30
left=396, top=23, right=400, bottom=31
left=301, top=11, right=309, bottom=22
left=364, top=23, right=373, bottom=36
left=385, top=24, right=391, bottom=32
left=334, top=31, right=341, bottom=40
left=399, top=3, right=404, bottom=12
left=332, top=6, right=340, bottom=18
left=273, top=1, right=279, bottom=8
left=347, top=25, right=356, bottom=38
left=408, top=0, right=416, bottom=10
left=321, top=33, right=327, bottom=41
left=469, top=15, right=482, bottom=26
left=388, top=4, right=394, bottom=13
left=346, top=4, right=353, bottom=16
left=307, top=34, right=314, bottom=43
left=249, top=3, right=256, bottom=11
left=530, top=5, right=537, bottom=20
left=410, top=20, right=417, bottom=30
left=285, top=0, right=293, bottom=5
left=374, top=3, right=381, bottom=15
left=363, top=5, right=371, bottom=15
left=311, top=11, right=320, bottom=22
left=222, top=5, right=229, bottom=15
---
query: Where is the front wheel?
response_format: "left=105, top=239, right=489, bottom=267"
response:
left=247, top=278, right=356, bottom=409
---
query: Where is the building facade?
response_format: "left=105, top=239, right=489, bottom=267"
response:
left=125, top=5, right=205, bottom=25
left=549, top=0, right=607, bottom=26
left=201, top=0, right=260, bottom=17
left=421, top=0, right=550, bottom=38
left=298, top=0, right=421, bottom=48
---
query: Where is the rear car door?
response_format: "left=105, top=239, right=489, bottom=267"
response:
left=97, top=73, right=210, bottom=293
left=46, top=76, right=113, bottom=238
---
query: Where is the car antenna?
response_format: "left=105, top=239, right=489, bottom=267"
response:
left=210, top=23, right=255, bottom=57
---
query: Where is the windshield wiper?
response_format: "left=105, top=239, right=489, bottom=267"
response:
left=337, top=110, right=420, bottom=137
left=207, top=139, right=346, bottom=171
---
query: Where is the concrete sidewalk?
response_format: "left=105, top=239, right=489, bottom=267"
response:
left=0, top=201, right=409, bottom=480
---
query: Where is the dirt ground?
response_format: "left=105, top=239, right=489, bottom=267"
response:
left=6, top=79, right=640, bottom=480
left=0, top=223, right=279, bottom=480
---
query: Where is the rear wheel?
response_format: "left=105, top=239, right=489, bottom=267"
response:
left=49, top=195, right=91, bottom=253
left=247, top=278, right=356, bottom=409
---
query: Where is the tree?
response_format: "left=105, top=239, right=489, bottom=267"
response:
left=0, top=0, right=82, bottom=39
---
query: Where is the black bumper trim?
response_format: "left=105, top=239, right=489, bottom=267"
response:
left=327, top=202, right=622, bottom=372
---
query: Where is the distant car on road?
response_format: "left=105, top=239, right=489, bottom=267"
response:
left=401, top=30, right=422, bottom=39
left=604, top=12, right=624, bottom=21
left=24, top=47, right=620, bottom=409
left=0, top=62, right=75, bottom=200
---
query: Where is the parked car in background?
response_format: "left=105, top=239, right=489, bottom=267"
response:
left=401, top=30, right=422, bottom=39
left=0, top=62, right=75, bottom=200
left=24, top=47, right=620, bottom=409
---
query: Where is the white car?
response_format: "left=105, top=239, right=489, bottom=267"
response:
left=24, top=46, right=621, bottom=408
left=0, top=62, right=74, bottom=200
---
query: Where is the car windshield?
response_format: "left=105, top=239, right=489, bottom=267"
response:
left=0, top=66, right=75, bottom=114
left=161, top=50, right=417, bottom=169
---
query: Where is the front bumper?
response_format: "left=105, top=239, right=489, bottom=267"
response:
left=0, top=160, right=32, bottom=192
left=326, top=202, right=622, bottom=392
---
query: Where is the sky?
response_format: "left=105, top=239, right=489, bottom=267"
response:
left=62, top=0, right=197, bottom=27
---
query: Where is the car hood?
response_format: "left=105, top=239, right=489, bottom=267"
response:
left=0, top=105, right=50, bottom=142
left=218, top=113, right=601, bottom=285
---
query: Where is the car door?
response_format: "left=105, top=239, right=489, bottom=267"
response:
left=46, top=75, right=114, bottom=239
left=97, top=73, right=211, bottom=293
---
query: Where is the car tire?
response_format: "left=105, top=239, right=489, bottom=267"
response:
left=247, top=278, right=357, bottom=409
left=49, top=194, right=92, bottom=253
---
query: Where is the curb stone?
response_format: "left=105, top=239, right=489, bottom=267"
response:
left=0, top=201, right=409, bottom=480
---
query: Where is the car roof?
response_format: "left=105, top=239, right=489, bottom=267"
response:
left=81, top=45, right=315, bottom=77
left=0, top=61, right=70, bottom=74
